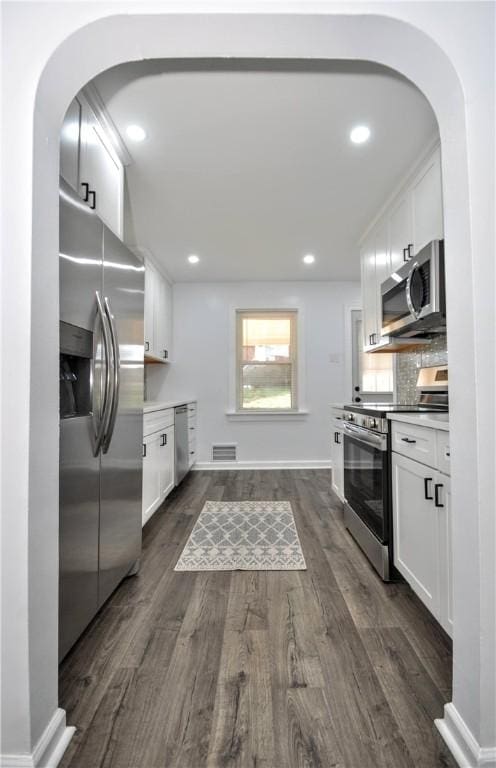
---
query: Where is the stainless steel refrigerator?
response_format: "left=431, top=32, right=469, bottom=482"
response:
left=59, top=179, right=144, bottom=661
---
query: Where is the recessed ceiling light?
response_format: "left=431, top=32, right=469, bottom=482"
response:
left=350, top=125, right=371, bottom=144
left=187, top=254, right=200, bottom=264
left=303, top=254, right=315, bottom=265
left=126, top=124, right=147, bottom=142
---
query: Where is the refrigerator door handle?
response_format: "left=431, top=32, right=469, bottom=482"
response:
left=102, top=295, right=120, bottom=453
left=93, top=291, right=113, bottom=456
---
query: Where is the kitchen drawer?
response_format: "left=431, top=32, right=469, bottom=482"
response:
left=391, top=422, right=437, bottom=468
left=436, top=431, right=451, bottom=475
left=143, top=408, right=174, bottom=437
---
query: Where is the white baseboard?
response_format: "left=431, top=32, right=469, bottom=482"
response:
left=0, top=709, right=75, bottom=768
left=436, top=703, right=496, bottom=768
left=193, top=459, right=333, bottom=471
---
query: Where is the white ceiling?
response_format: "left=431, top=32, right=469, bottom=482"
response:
left=94, top=60, right=438, bottom=282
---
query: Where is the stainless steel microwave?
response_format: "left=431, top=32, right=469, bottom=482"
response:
left=380, top=240, right=446, bottom=338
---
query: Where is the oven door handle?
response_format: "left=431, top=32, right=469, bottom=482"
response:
left=342, top=422, right=388, bottom=451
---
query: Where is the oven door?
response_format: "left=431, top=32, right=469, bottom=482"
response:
left=343, top=422, right=388, bottom=543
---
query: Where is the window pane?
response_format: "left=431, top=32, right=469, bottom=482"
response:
left=242, top=317, right=291, bottom=361
left=241, top=363, right=292, bottom=409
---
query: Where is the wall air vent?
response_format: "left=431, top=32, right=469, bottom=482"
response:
left=212, top=444, right=237, bottom=462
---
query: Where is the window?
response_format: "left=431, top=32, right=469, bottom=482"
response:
left=236, top=310, right=297, bottom=411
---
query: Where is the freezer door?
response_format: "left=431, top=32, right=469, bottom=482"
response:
left=59, top=416, right=100, bottom=660
left=59, top=178, right=103, bottom=330
left=98, top=226, right=144, bottom=606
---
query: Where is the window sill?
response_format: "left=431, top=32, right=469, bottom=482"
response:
left=225, top=410, right=309, bottom=422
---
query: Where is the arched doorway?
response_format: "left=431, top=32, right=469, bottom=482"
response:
left=2, top=10, right=493, bottom=768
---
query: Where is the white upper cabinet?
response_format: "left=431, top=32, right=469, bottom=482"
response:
left=60, top=97, right=82, bottom=191
left=389, top=194, right=413, bottom=272
left=411, top=147, right=443, bottom=254
left=80, top=102, right=123, bottom=237
left=360, top=143, right=444, bottom=351
left=144, top=260, right=172, bottom=363
left=361, top=231, right=378, bottom=348
left=59, top=93, right=125, bottom=238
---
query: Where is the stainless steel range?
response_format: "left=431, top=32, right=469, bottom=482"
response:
left=342, top=365, right=448, bottom=581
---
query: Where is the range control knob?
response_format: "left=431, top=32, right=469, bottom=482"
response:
left=369, top=418, right=378, bottom=429
left=347, top=413, right=355, bottom=422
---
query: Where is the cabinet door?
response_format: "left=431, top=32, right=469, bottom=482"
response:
left=159, top=425, right=175, bottom=500
left=392, top=452, right=440, bottom=616
left=144, top=261, right=156, bottom=356
left=154, top=274, right=171, bottom=362
left=80, top=102, right=123, bottom=238
left=411, top=149, right=443, bottom=255
left=436, top=473, right=452, bottom=636
left=361, top=234, right=377, bottom=348
left=142, top=433, right=161, bottom=526
left=60, top=98, right=82, bottom=191
left=331, top=429, right=344, bottom=502
left=389, top=194, right=413, bottom=272
left=374, top=221, right=391, bottom=340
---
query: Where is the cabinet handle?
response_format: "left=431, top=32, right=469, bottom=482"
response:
left=145, top=341, right=150, bottom=352
left=142, top=443, right=146, bottom=458
left=160, top=433, right=167, bottom=446
left=424, top=477, right=433, bottom=500
left=88, top=189, right=96, bottom=210
left=81, top=182, right=90, bottom=202
left=403, top=247, right=408, bottom=262
left=408, top=243, right=414, bottom=258
left=401, top=437, right=416, bottom=444
left=434, top=483, right=444, bottom=508
left=372, top=333, right=377, bottom=344
left=189, top=426, right=195, bottom=431
left=163, top=350, right=168, bottom=359
left=368, top=334, right=373, bottom=345
left=336, top=432, right=341, bottom=445
left=190, top=451, right=195, bottom=455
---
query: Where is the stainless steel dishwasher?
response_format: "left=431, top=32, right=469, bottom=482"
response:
left=174, top=405, right=189, bottom=485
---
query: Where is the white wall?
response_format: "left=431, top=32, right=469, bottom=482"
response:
left=1, top=5, right=494, bottom=768
left=156, top=281, right=360, bottom=466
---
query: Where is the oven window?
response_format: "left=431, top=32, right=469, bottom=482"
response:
left=382, top=279, right=410, bottom=329
left=344, top=435, right=387, bottom=542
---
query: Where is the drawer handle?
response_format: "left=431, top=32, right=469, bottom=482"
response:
left=189, top=426, right=195, bottom=431
left=424, top=477, right=433, bottom=500
left=434, top=483, right=444, bottom=508
left=401, top=437, right=417, bottom=444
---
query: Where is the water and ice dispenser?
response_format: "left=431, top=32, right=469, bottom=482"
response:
left=59, top=321, right=92, bottom=419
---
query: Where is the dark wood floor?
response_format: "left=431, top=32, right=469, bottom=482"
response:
left=59, top=469, right=456, bottom=768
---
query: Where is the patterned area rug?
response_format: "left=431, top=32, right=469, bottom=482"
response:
left=174, top=500, right=306, bottom=571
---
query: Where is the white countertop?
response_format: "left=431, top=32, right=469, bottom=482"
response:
left=144, top=399, right=196, bottom=413
left=387, top=412, right=449, bottom=431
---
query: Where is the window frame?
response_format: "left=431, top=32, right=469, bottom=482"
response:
left=235, top=309, right=298, bottom=412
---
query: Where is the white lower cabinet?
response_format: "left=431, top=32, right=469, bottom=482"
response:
left=142, top=432, right=162, bottom=525
left=142, top=417, right=175, bottom=526
left=392, top=450, right=452, bottom=636
left=331, top=419, right=344, bottom=502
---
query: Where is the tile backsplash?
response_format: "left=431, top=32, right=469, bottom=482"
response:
left=396, top=334, right=448, bottom=404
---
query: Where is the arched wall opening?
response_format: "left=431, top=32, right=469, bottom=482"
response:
left=2, top=10, right=494, bottom=768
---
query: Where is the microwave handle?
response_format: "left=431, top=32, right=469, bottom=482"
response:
left=405, top=261, right=421, bottom=319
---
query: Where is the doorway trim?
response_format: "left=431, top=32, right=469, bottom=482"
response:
left=2, top=9, right=494, bottom=768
